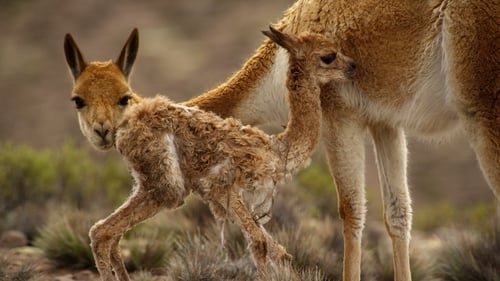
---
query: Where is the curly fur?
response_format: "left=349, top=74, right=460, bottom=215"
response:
left=64, top=27, right=355, bottom=281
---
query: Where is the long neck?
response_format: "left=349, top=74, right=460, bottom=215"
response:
left=183, top=40, right=288, bottom=127
left=276, top=57, right=321, bottom=171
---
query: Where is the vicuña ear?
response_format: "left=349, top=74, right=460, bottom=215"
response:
left=261, top=25, right=298, bottom=52
left=115, top=28, right=139, bottom=80
left=64, top=33, right=87, bottom=80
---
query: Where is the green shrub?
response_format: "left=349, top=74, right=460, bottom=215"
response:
left=296, top=161, right=338, bottom=218
left=0, top=141, right=131, bottom=220
left=124, top=227, right=174, bottom=273
left=53, top=141, right=131, bottom=209
left=33, top=208, right=96, bottom=269
left=0, top=143, right=56, bottom=214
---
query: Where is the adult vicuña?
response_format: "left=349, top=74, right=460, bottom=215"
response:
left=187, top=3, right=498, bottom=281
left=64, top=27, right=357, bottom=281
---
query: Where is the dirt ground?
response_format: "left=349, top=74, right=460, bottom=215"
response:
left=1, top=247, right=96, bottom=281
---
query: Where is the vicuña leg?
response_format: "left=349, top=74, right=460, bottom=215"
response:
left=371, top=126, right=412, bottom=281
left=444, top=0, right=500, bottom=225
left=227, top=190, right=269, bottom=280
left=261, top=226, right=292, bottom=264
left=321, top=96, right=366, bottom=281
left=109, top=236, right=128, bottom=281
left=89, top=191, right=163, bottom=281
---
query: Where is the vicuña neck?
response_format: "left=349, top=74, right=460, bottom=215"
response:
left=183, top=42, right=290, bottom=128
left=276, top=57, right=322, bottom=171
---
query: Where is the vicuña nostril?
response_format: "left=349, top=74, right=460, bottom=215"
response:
left=94, top=128, right=109, bottom=138
left=348, top=62, right=358, bottom=79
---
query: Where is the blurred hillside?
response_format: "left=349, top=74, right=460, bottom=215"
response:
left=0, top=0, right=494, bottom=226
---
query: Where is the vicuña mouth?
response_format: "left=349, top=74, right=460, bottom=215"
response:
left=95, top=140, right=114, bottom=150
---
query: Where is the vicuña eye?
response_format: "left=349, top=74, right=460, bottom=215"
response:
left=71, top=96, right=86, bottom=109
left=320, top=53, right=337, bottom=64
left=118, top=95, right=131, bottom=106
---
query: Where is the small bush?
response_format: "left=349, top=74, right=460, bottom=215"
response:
left=0, top=141, right=131, bottom=220
left=169, top=233, right=220, bottom=280
left=1, top=203, right=48, bottom=242
left=0, top=143, right=56, bottom=215
left=124, top=227, right=175, bottom=273
left=168, top=232, right=255, bottom=281
left=33, top=208, right=96, bottom=269
left=267, top=263, right=325, bottom=281
left=0, top=256, right=43, bottom=281
left=434, top=228, right=500, bottom=281
left=296, top=161, right=338, bottom=218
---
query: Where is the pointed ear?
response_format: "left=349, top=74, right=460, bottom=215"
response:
left=64, top=33, right=87, bottom=80
left=261, top=25, right=298, bottom=52
left=115, top=28, right=139, bottom=80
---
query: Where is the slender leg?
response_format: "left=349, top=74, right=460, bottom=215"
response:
left=89, top=191, right=164, bottom=281
left=109, top=237, right=128, bottom=281
left=321, top=96, right=367, bottom=281
left=371, top=126, right=412, bottom=281
left=443, top=0, right=500, bottom=228
left=261, top=226, right=291, bottom=264
left=227, top=191, right=269, bottom=280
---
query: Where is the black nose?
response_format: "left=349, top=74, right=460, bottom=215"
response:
left=348, top=62, right=358, bottom=79
left=94, top=128, right=109, bottom=139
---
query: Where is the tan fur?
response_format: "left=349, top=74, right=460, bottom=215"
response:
left=184, top=1, right=498, bottom=281
left=64, top=28, right=355, bottom=281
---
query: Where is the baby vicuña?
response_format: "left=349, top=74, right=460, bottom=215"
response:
left=64, top=27, right=356, bottom=281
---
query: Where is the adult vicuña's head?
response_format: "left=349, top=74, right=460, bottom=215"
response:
left=262, top=26, right=357, bottom=84
left=64, top=28, right=142, bottom=150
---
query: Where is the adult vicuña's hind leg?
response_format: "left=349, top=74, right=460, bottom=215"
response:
left=444, top=1, right=499, bottom=200
left=89, top=191, right=163, bottom=281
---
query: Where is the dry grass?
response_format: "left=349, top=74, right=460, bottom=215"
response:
left=33, top=209, right=96, bottom=269
left=0, top=255, right=44, bottom=281
left=434, top=227, right=500, bottom=281
left=1, top=143, right=494, bottom=280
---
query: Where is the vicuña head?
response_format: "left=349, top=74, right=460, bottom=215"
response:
left=64, top=28, right=142, bottom=150
left=263, top=26, right=357, bottom=84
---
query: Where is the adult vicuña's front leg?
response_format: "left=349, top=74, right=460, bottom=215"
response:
left=371, top=125, right=412, bottom=281
left=321, top=100, right=367, bottom=281
left=89, top=191, right=164, bottom=281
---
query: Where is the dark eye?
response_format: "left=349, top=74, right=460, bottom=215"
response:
left=320, top=53, right=337, bottom=64
left=118, top=95, right=131, bottom=106
left=71, top=96, right=86, bottom=109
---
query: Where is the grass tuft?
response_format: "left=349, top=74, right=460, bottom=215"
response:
left=168, top=232, right=255, bottom=281
left=434, top=228, right=500, bottom=281
left=124, top=227, right=174, bottom=273
left=0, top=256, right=43, bottom=281
left=33, top=208, right=95, bottom=269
